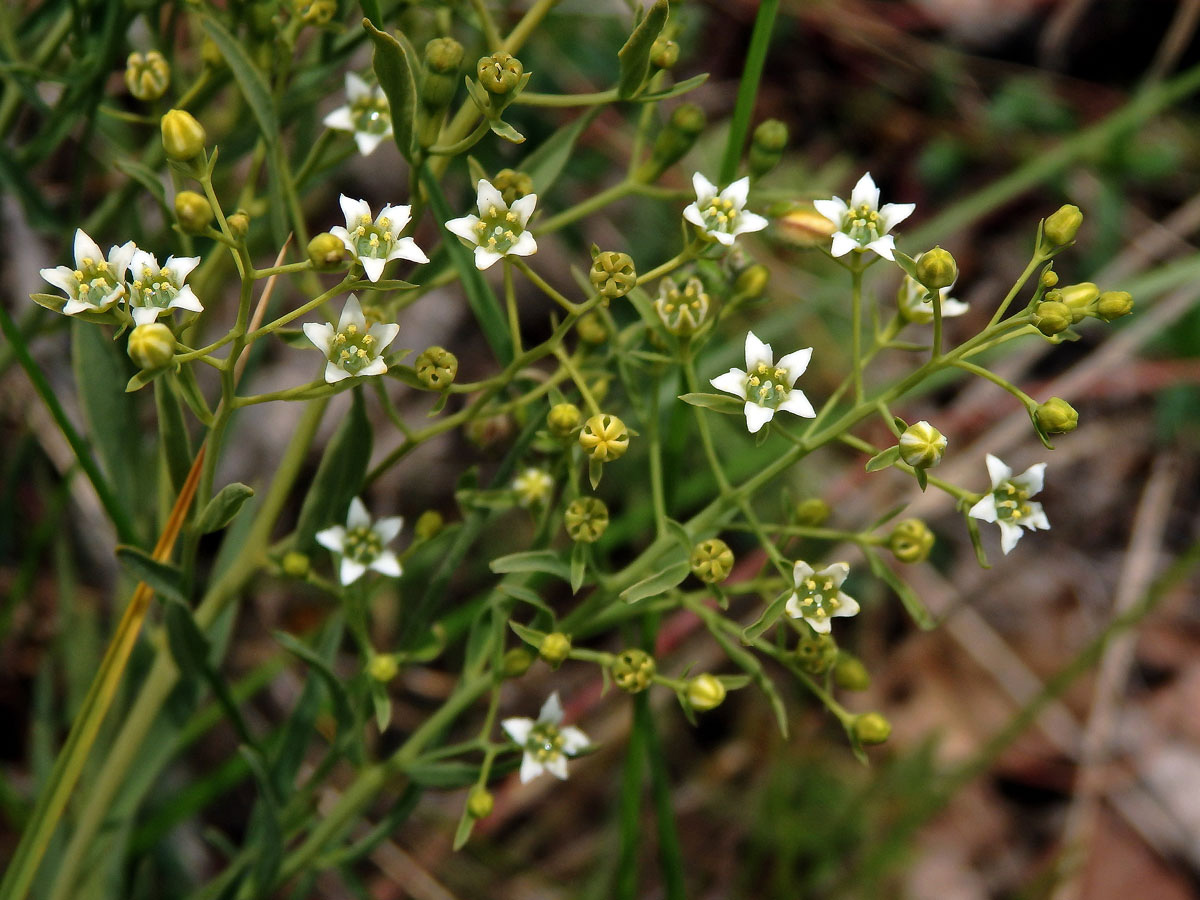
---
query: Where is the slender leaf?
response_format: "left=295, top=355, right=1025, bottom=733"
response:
left=115, top=545, right=186, bottom=604
left=200, top=17, right=279, bottom=149
left=364, top=20, right=417, bottom=161
left=72, top=321, right=140, bottom=511
left=678, top=392, right=742, bottom=415
left=489, top=549, right=570, bottom=581
left=154, top=379, right=192, bottom=494
left=293, top=389, right=372, bottom=549
left=620, top=558, right=690, bottom=604
left=865, top=549, right=935, bottom=630
left=865, top=445, right=900, bottom=473
left=195, top=483, right=255, bottom=535
left=617, top=0, right=669, bottom=99
left=524, top=107, right=601, bottom=195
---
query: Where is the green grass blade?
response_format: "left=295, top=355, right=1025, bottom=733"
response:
left=718, top=0, right=779, bottom=184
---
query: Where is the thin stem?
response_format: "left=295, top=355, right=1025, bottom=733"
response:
left=718, top=0, right=780, bottom=184
left=503, top=260, right=523, bottom=355
left=553, top=346, right=601, bottom=416
left=851, top=263, right=864, bottom=402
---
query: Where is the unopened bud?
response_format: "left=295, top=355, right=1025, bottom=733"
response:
left=367, top=653, right=398, bottom=683
left=898, top=421, right=946, bottom=469
left=1059, top=281, right=1099, bottom=323
left=295, top=0, right=336, bottom=25
left=748, top=119, right=788, bottom=178
left=777, top=208, right=837, bottom=247
left=852, top=712, right=892, bottom=745
left=226, top=210, right=250, bottom=239
left=128, top=323, right=176, bottom=370
left=502, top=647, right=533, bottom=679
left=415, top=346, right=458, bottom=390
left=888, top=518, right=935, bottom=564
left=690, top=538, right=734, bottom=584
left=1034, top=300, right=1072, bottom=336
left=492, top=168, right=533, bottom=206
left=795, top=632, right=838, bottom=676
left=795, top=498, right=831, bottom=527
left=650, top=36, right=679, bottom=69
left=576, top=311, right=609, bottom=344
left=161, top=109, right=206, bottom=161
left=125, top=51, right=170, bottom=102
left=1043, top=204, right=1083, bottom=247
left=685, top=673, right=727, bottom=711
left=1035, top=397, right=1078, bottom=434
left=590, top=251, right=637, bottom=300
left=642, top=103, right=705, bottom=180
left=833, top=654, right=871, bottom=691
left=465, top=412, right=513, bottom=448
left=422, top=38, right=463, bottom=108
left=307, top=232, right=347, bottom=270
left=538, top=632, right=571, bottom=669
left=414, top=510, right=444, bottom=541
left=1041, top=269, right=1059, bottom=288
left=564, top=497, right=609, bottom=543
left=733, top=264, right=770, bottom=300
left=174, top=190, right=213, bottom=234
left=547, top=402, right=582, bottom=438
left=915, top=246, right=957, bottom=290
left=467, top=785, right=494, bottom=819
left=578, top=414, right=629, bottom=462
left=477, top=52, right=523, bottom=95
left=281, top=551, right=310, bottom=578
left=611, top=648, right=656, bottom=693
left=1096, top=290, right=1133, bottom=322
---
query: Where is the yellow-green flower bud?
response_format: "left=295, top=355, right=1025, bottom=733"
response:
left=590, top=251, right=637, bottom=300
left=227, top=210, right=251, bottom=240
left=690, top=538, right=734, bottom=584
left=128, top=323, right=176, bottom=370
left=174, top=190, right=213, bottom=234
left=642, top=103, right=706, bottom=181
left=733, top=264, right=770, bottom=300
left=547, top=402, right=582, bottom=438
left=898, top=420, right=947, bottom=469
left=564, top=497, right=609, bottom=543
left=477, top=52, right=523, bottom=95
left=1058, top=281, right=1098, bottom=323
left=415, top=510, right=445, bottom=541
left=538, top=632, right=571, bottom=669
left=201, top=38, right=224, bottom=69
left=852, top=712, right=892, bottom=745
left=685, top=673, right=727, bottom=711
left=1096, top=290, right=1133, bottom=322
left=161, top=108, right=206, bottom=161
left=1041, top=269, right=1059, bottom=288
left=612, top=648, right=656, bottom=693
left=655, top=277, right=709, bottom=336
left=576, top=311, right=609, bottom=344
left=295, top=0, right=336, bottom=25
left=465, top=412, right=513, bottom=448
left=492, top=168, right=533, bottom=206
left=833, top=653, right=871, bottom=691
left=777, top=207, right=837, bottom=247
left=915, top=246, right=957, bottom=290
left=1034, top=300, right=1072, bottom=336
left=795, top=498, right=831, bottom=527
left=415, top=346, right=458, bottom=390
left=307, top=232, right=347, bottom=270
left=650, top=36, right=680, bottom=70
left=795, top=632, right=838, bottom=676
left=125, top=51, right=170, bottom=102
left=502, top=647, right=533, bottom=679
left=1035, top=397, right=1079, bottom=434
left=422, top=37, right=464, bottom=108
left=281, top=551, right=310, bottom=578
left=748, top=119, right=788, bottom=178
left=1043, top=204, right=1083, bottom=246
left=578, top=414, right=629, bottom=462
left=888, top=518, right=935, bottom=564
left=367, top=653, right=398, bottom=683
left=467, top=785, right=494, bottom=819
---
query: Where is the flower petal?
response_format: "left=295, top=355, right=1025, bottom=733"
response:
left=356, top=357, right=388, bottom=377
left=1011, top=462, right=1046, bottom=497
left=347, top=497, right=371, bottom=529
left=323, top=106, right=354, bottom=132
left=878, top=202, right=915, bottom=231
left=369, top=322, right=400, bottom=353
left=389, top=236, right=428, bottom=264
left=73, top=229, right=103, bottom=267
left=475, top=179, right=506, bottom=217
left=833, top=592, right=860, bottom=618
left=812, top=198, right=847, bottom=226
left=711, top=230, right=736, bottom=246
left=941, top=297, right=970, bottom=317
left=710, top=368, right=748, bottom=399
left=560, top=726, right=590, bottom=755
left=339, top=295, right=367, bottom=332
left=339, top=557, right=367, bottom=584
left=864, top=235, right=896, bottom=261
left=110, top=241, right=137, bottom=277
left=324, top=361, right=351, bottom=383
left=792, top=561, right=814, bottom=583
left=303, top=322, right=335, bottom=355
left=998, top=520, right=1023, bottom=555
left=444, top=215, right=481, bottom=245
left=691, top=172, right=717, bottom=204
left=519, top=753, right=544, bottom=783
left=733, top=211, right=769, bottom=236
left=130, top=249, right=157, bottom=278
left=316, top=526, right=346, bottom=553
left=502, top=716, right=533, bottom=745
left=345, top=72, right=371, bottom=100
left=1023, top=503, right=1050, bottom=531
left=473, top=246, right=503, bottom=270
left=370, top=551, right=402, bottom=577
left=682, top=203, right=706, bottom=230
left=508, top=231, right=537, bottom=257
left=985, top=454, right=1012, bottom=489
left=776, top=348, right=812, bottom=384
left=40, top=266, right=75, bottom=295
left=778, top=391, right=816, bottom=418
left=359, top=256, right=387, bottom=283
left=850, top=172, right=880, bottom=210
left=339, top=195, right=372, bottom=229
left=538, top=691, right=565, bottom=725
left=744, top=331, right=773, bottom=370
left=819, top=562, right=850, bottom=587
left=378, top=204, right=411, bottom=235
left=968, top=493, right=998, bottom=523
left=165, top=255, right=201, bottom=283
left=510, top=193, right=538, bottom=228
left=544, top=755, right=570, bottom=780
left=829, top=232, right=858, bottom=257
left=169, top=285, right=203, bottom=313
left=785, top=593, right=804, bottom=618
left=720, top=176, right=750, bottom=209
left=62, top=299, right=95, bottom=316
left=329, top=226, right=356, bottom=254
left=354, top=131, right=386, bottom=156
left=743, top=402, right=774, bottom=434
left=806, top=614, right=832, bottom=634
left=131, top=307, right=160, bottom=326
left=374, top=516, right=403, bottom=543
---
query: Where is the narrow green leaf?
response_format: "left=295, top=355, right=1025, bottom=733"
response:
left=489, top=549, right=571, bottom=581
left=113, top=158, right=168, bottom=210
left=678, top=392, right=743, bottom=415
left=634, top=73, right=709, bottom=103
left=154, top=378, right=192, bottom=494
left=200, top=16, right=279, bottom=149
left=617, top=0, right=669, bottom=99
left=524, top=108, right=601, bottom=195
left=115, top=545, right=186, bottom=604
left=72, top=321, right=140, bottom=510
left=892, top=250, right=920, bottom=280
left=364, top=20, right=417, bottom=160
left=865, top=549, right=935, bottom=630
left=370, top=679, right=392, bottom=731
left=620, top=558, right=690, bottom=604
left=452, top=811, right=476, bottom=852
left=508, top=620, right=548, bottom=648
left=273, top=630, right=358, bottom=752
left=499, top=584, right=555, bottom=616
left=293, top=389, right=372, bottom=550
left=162, top=599, right=210, bottom=678
left=488, top=117, right=525, bottom=143
left=570, top=542, right=587, bottom=594
left=865, top=445, right=900, bottom=473
left=195, top=482, right=255, bottom=534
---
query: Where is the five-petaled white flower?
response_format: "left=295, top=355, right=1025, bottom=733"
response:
left=323, top=73, right=393, bottom=157
left=897, top=271, right=969, bottom=325
left=40, top=229, right=136, bottom=316
left=785, top=561, right=860, bottom=634
left=126, top=249, right=203, bottom=326
left=330, top=195, right=428, bottom=283
left=968, top=454, right=1050, bottom=555
left=710, top=331, right=815, bottom=434
left=682, top=173, right=768, bottom=247
left=445, top=179, right=537, bottom=270
left=316, top=497, right=403, bottom=586
left=813, top=172, right=915, bottom=261
left=502, top=692, right=590, bottom=783
left=513, top=468, right=553, bottom=507
left=303, top=294, right=400, bottom=384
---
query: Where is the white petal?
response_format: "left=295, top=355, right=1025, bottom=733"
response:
left=682, top=203, right=706, bottom=230
left=388, top=234, right=427, bottom=265
left=475, top=179, right=506, bottom=217
left=356, top=358, right=388, bottom=377
left=711, top=230, right=736, bottom=246
left=792, top=561, right=814, bottom=583
left=370, top=551, right=402, bottom=577
left=864, top=235, right=896, bottom=261
left=347, top=497, right=371, bottom=529
left=329, top=226, right=356, bottom=254
left=806, top=614, right=832, bottom=635
left=1012, top=463, right=1046, bottom=497
left=62, top=298, right=95, bottom=316
left=850, top=172, right=880, bottom=210
left=878, top=202, right=915, bottom=232
left=316, top=526, right=346, bottom=553
left=338, top=295, right=366, bottom=332
left=303, top=322, right=335, bottom=355
left=510, top=193, right=538, bottom=228
left=502, top=717, right=534, bottom=745
left=544, top=755, right=569, bottom=780
left=560, top=726, right=589, bottom=754
left=40, top=266, right=75, bottom=295
left=508, top=231, right=537, bottom=257
left=444, top=215, right=480, bottom=245
left=345, top=72, right=371, bottom=101
left=720, top=176, right=750, bottom=209
left=941, top=298, right=970, bottom=317
left=833, top=592, right=860, bottom=618
left=812, top=198, right=847, bottom=226
left=164, top=255, right=200, bottom=283
left=130, top=249, right=158, bottom=277
left=785, top=593, right=803, bottom=618
left=323, top=106, right=354, bottom=132
left=110, top=241, right=137, bottom=278
left=354, top=131, right=386, bottom=156
left=691, top=172, right=717, bottom=203
left=339, top=195, right=372, bottom=229
left=985, top=454, right=1012, bottom=489
left=710, top=368, right=748, bottom=398
left=374, top=516, right=403, bottom=544
left=829, top=232, right=858, bottom=257
left=169, top=285, right=204, bottom=313
left=339, top=557, right=367, bottom=584
left=998, top=521, right=1023, bottom=555
left=324, top=361, right=350, bottom=383
left=378, top=204, right=412, bottom=236
left=1023, top=503, right=1050, bottom=531
left=819, top=561, right=850, bottom=587
left=369, top=322, right=400, bottom=353
left=744, top=331, right=773, bottom=370
left=778, top=392, right=816, bottom=418
left=968, top=494, right=998, bottom=524
left=733, top=211, right=769, bottom=236
left=776, top=348, right=812, bottom=384
left=359, top=256, right=386, bottom=283
left=474, top=246, right=503, bottom=270
left=744, top=402, right=774, bottom=434
left=519, top=754, right=545, bottom=783
left=131, top=307, right=160, bottom=326
left=73, top=229, right=103, bottom=267
left=538, top=692, right=565, bottom=725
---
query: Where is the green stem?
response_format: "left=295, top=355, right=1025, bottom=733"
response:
left=851, top=263, right=864, bottom=402
left=503, top=260, right=523, bottom=355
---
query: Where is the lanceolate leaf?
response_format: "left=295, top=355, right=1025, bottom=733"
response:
left=364, top=20, right=418, bottom=161
left=617, top=0, right=669, bottom=99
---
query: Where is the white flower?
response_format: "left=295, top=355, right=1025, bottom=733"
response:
left=303, top=294, right=400, bottom=384
left=329, top=195, right=429, bottom=283
left=323, top=73, right=392, bottom=156
left=513, top=468, right=553, bottom=507
left=39, top=229, right=136, bottom=316
left=710, top=331, right=815, bottom=434
left=501, top=692, right=590, bottom=783
left=126, top=250, right=203, bottom=326
left=682, top=174, right=768, bottom=247
left=813, top=172, right=915, bottom=261
left=315, top=497, right=403, bottom=585
left=897, top=272, right=969, bottom=324
left=968, top=454, right=1050, bottom=555
left=445, top=179, right=537, bottom=270
left=785, top=561, right=860, bottom=634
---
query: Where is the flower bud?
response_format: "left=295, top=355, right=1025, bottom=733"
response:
left=307, top=232, right=347, bottom=270
left=578, top=414, right=629, bottom=462
left=467, top=785, right=494, bottom=819
left=833, top=653, right=871, bottom=691
left=1059, top=281, right=1099, bottom=323
left=575, top=311, right=609, bottom=344
left=422, top=38, right=464, bottom=108
left=502, top=647, right=533, bottom=679
left=686, top=673, right=727, bottom=711
left=477, top=52, right=523, bottom=95
left=1043, top=204, right=1083, bottom=247
left=1096, top=290, right=1133, bottom=322
left=564, top=497, right=609, bottom=543
left=852, top=712, right=892, bottom=745
left=777, top=208, right=837, bottom=247
left=888, top=518, right=935, bottom=564
left=174, top=190, right=213, bottom=234
left=611, top=648, right=656, bottom=693
left=226, top=210, right=251, bottom=240
left=898, top=421, right=947, bottom=469
left=689, top=538, right=733, bottom=584
left=650, top=36, right=680, bottom=69
left=732, top=264, right=770, bottom=300
left=128, top=323, right=176, bottom=370
left=281, top=551, right=310, bottom=578
left=795, top=498, right=831, bottom=527
left=748, top=119, right=788, bottom=178
left=641, top=103, right=706, bottom=181
left=547, top=402, right=582, bottom=438
left=914, top=246, right=957, bottom=290
left=492, top=168, right=533, bottom=206
left=367, top=653, right=398, bottom=683
left=415, top=346, right=458, bottom=390
left=125, top=51, right=170, bottom=102
left=414, top=510, right=445, bottom=541
left=1033, top=300, right=1072, bottom=336
left=201, top=38, right=224, bottom=69
left=1041, top=269, right=1059, bottom=288
left=590, top=251, right=637, bottom=300
left=465, top=413, right=513, bottom=448
left=538, top=632, right=571, bottom=669
left=655, top=277, right=710, bottom=336
left=1035, top=397, right=1078, bottom=434
left=161, top=108, right=206, bottom=161
left=795, top=632, right=837, bottom=676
